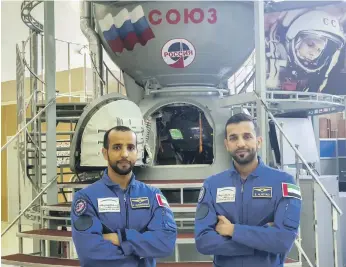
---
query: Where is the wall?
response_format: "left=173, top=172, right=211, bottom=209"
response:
left=1, top=0, right=120, bottom=83
left=1, top=67, right=87, bottom=222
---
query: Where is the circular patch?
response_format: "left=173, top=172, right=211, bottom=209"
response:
left=74, top=215, right=93, bottom=231
left=161, top=38, right=195, bottom=68
left=196, top=203, right=209, bottom=220
left=74, top=198, right=87, bottom=216
left=198, top=186, right=206, bottom=203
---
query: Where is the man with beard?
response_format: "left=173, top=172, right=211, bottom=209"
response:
left=71, top=126, right=177, bottom=267
left=194, top=113, right=302, bottom=267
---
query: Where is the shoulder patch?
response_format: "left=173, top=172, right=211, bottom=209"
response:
left=198, top=187, right=206, bottom=203
left=74, top=198, right=87, bottom=216
left=282, top=182, right=301, bottom=200
left=156, top=193, right=170, bottom=208
left=196, top=203, right=209, bottom=220
left=74, top=215, right=93, bottom=231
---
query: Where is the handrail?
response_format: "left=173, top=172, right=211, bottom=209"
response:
left=103, top=62, right=124, bottom=87
left=1, top=98, right=54, bottom=152
left=1, top=91, right=86, bottom=152
left=254, top=91, right=343, bottom=215
left=1, top=174, right=59, bottom=237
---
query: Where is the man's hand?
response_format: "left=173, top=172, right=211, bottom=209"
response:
left=103, top=233, right=120, bottom=246
left=215, top=215, right=234, bottom=237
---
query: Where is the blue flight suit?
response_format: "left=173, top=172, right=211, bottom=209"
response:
left=194, top=157, right=302, bottom=267
left=71, top=170, right=177, bottom=267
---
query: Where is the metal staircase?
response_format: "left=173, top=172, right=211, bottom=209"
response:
left=1, top=1, right=345, bottom=267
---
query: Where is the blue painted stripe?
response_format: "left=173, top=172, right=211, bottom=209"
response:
left=103, top=25, right=119, bottom=41
left=133, top=17, right=151, bottom=35
left=320, top=140, right=336, bottom=158
left=338, top=140, right=346, bottom=157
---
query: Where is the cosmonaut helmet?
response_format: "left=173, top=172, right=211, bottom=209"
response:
left=285, top=10, right=345, bottom=73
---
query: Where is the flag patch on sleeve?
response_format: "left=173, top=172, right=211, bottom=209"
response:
left=282, top=182, right=301, bottom=200
left=156, top=193, right=170, bottom=208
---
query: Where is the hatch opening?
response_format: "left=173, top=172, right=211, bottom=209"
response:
left=147, top=104, right=214, bottom=166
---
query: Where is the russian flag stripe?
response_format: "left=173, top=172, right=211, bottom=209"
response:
left=100, top=5, right=155, bottom=53
left=130, top=5, right=145, bottom=22
left=113, top=8, right=130, bottom=29
left=99, top=13, right=114, bottom=32
left=103, top=25, right=119, bottom=41
left=133, top=17, right=151, bottom=35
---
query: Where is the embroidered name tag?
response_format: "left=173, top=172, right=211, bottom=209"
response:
left=97, top=198, right=120, bottom=213
left=252, top=187, right=272, bottom=198
left=216, top=187, right=236, bottom=203
left=130, top=197, right=150, bottom=209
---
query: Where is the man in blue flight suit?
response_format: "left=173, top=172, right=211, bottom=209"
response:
left=194, top=113, right=302, bottom=267
left=71, top=126, right=177, bottom=267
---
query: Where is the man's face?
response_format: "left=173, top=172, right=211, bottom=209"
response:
left=224, top=121, right=262, bottom=165
left=297, top=36, right=326, bottom=62
left=102, top=130, right=137, bottom=175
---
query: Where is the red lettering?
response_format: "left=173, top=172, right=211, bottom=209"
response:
left=208, top=8, right=217, bottom=24
left=149, top=9, right=162, bottom=25
left=149, top=8, right=217, bottom=25
left=164, top=50, right=193, bottom=58
left=166, top=9, right=180, bottom=24
left=184, top=8, right=204, bottom=24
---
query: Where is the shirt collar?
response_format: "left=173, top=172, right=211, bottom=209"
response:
left=101, top=168, right=137, bottom=188
left=229, top=156, right=265, bottom=178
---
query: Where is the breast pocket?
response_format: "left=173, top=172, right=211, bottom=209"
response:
left=249, top=198, right=275, bottom=226
left=98, top=212, right=123, bottom=233
left=128, top=197, right=153, bottom=232
left=214, top=202, right=239, bottom=224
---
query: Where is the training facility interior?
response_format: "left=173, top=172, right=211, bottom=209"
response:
left=1, top=1, right=346, bottom=267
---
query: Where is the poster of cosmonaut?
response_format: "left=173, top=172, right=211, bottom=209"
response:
left=265, top=2, right=346, bottom=94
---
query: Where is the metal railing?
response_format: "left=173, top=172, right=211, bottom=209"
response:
left=1, top=175, right=59, bottom=237
left=228, top=49, right=256, bottom=94
left=1, top=0, right=124, bottom=244
left=254, top=91, right=343, bottom=267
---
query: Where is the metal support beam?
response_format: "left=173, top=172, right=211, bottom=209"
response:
left=44, top=1, right=57, bottom=206
left=219, top=92, right=256, bottom=108
left=254, top=1, right=267, bottom=162
left=44, top=1, right=58, bottom=257
left=312, top=116, right=321, bottom=174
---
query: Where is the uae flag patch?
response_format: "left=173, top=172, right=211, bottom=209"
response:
left=282, top=183, right=301, bottom=200
left=156, top=193, right=170, bottom=208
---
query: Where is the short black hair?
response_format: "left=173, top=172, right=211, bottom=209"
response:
left=103, top=126, right=136, bottom=149
left=224, top=113, right=259, bottom=138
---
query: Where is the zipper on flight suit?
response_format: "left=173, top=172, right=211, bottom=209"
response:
left=124, top=187, right=131, bottom=228
left=240, top=179, right=245, bottom=224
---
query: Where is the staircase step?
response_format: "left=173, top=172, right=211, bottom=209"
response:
left=41, top=203, right=196, bottom=213
left=17, top=229, right=72, bottom=242
left=57, top=179, right=204, bottom=189
left=26, top=117, right=80, bottom=123
left=17, top=229, right=194, bottom=244
left=1, top=254, right=300, bottom=267
left=1, top=254, right=212, bottom=267
left=1, top=254, right=79, bottom=267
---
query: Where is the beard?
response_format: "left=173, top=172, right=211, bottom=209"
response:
left=230, top=148, right=257, bottom=165
left=109, top=158, right=134, bottom=175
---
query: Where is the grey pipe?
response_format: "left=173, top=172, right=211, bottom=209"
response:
left=80, top=0, right=103, bottom=97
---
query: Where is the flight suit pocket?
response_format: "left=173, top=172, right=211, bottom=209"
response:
left=162, top=208, right=177, bottom=231
left=249, top=199, right=275, bottom=225
left=283, top=202, right=300, bottom=229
